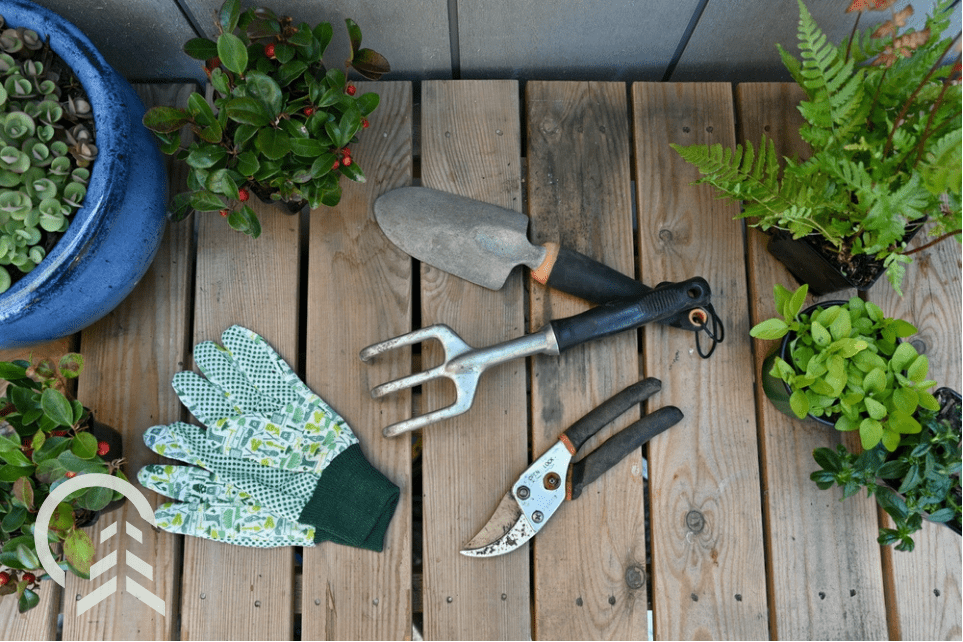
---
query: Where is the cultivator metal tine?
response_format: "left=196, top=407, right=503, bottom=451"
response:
left=370, top=364, right=448, bottom=398
left=381, top=377, right=479, bottom=437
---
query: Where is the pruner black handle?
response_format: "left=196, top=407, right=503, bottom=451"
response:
left=542, top=247, right=705, bottom=332
left=562, top=378, right=663, bottom=453
left=568, top=406, right=684, bottom=500
left=549, top=277, right=712, bottom=353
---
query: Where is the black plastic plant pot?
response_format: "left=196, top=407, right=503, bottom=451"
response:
left=759, top=300, right=848, bottom=429
left=766, top=222, right=924, bottom=297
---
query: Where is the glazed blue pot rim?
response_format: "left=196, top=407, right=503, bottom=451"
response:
left=0, top=0, right=130, bottom=306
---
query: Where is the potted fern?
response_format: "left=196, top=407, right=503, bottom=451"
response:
left=672, top=0, right=961, bottom=295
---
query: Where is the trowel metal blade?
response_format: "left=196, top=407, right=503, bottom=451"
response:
left=374, top=187, right=546, bottom=291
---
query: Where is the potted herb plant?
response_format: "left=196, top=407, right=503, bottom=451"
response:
left=750, top=283, right=940, bottom=452
left=672, top=0, right=961, bottom=295
left=810, top=387, right=961, bottom=551
left=0, top=353, right=125, bottom=613
left=141, top=0, right=390, bottom=238
left=0, top=0, right=168, bottom=350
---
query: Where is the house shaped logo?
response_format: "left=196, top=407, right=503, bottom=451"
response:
left=33, top=473, right=166, bottom=616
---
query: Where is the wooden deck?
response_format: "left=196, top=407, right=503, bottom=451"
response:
left=1, top=80, right=960, bottom=640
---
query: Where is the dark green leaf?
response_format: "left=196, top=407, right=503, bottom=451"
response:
left=189, top=191, right=227, bottom=212
left=812, top=447, right=842, bottom=473
left=187, top=93, right=217, bottom=127
left=288, top=23, right=314, bottom=47
left=344, top=18, right=363, bottom=56
left=219, top=0, right=241, bottom=32
left=0, top=361, right=28, bottom=380
left=898, top=464, right=922, bottom=493
left=17, top=588, right=39, bottom=613
left=41, top=388, right=73, bottom=427
left=79, top=486, right=113, bottom=512
left=339, top=160, right=366, bottom=183
left=244, top=71, right=283, bottom=117
left=169, top=192, right=193, bottom=222
left=217, top=32, right=248, bottom=75
left=235, top=151, right=260, bottom=176
left=255, top=128, right=290, bottom=160
left=350, top=48, right=390, bottom=81
left=12, top=476, right=33, bottom=510
left=355, top=92, right=380, bottom=116
left=183, top=37, right=218, bottom=60
left=274, top=42, right=295, bottom=64
left=926, top=508, right=954, bottom=523
left=313, top=23, right=333, bottom=53
left=142, top=106, right=190, bottom=134
left=71, top=432, right=98, bottom=459
left=289, top=138, right=326, bottom=157
left=15, top=543, right=39, bottom=570
left=2, top=506, right=26, bottom=533
left=276, top=60, right=308, bottom=88
left=186, top=145, right=227, bottom=169
left=227, top=205, right=261, bottom=238
left=234, top=124, right=259, bottom=146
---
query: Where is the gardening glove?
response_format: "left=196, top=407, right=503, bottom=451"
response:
left=136, top=325, right=400, bottom=551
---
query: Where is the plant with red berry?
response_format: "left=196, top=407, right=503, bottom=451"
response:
left=142, top=0, right=390, bottom=237
left=0, top=354, right=125, bottom=613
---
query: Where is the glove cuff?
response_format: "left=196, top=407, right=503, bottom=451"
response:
left=299, top=443, right=400, bottom=552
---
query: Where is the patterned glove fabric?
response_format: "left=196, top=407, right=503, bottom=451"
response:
left=137, top=325, right=400, bottom=551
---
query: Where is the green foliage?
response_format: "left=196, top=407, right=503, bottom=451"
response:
left=0, top=15, right=98, bottom=294
left=142, top=0, right=390, bottom=237
left=751, top=283, right=938, bottom=450
left=811, top=389, right=961, bottom=551
left=0, top=353, right=124, bottom=612
left=672, top=0, right=962, bottom=294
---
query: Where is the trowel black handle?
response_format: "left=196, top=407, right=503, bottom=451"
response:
left=568, top=406, right=684, bottom=500
left=536, top=245, right=650, bottom=304
left=549, top=277, right=712, bottom=353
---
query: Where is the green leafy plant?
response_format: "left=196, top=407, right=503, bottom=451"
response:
left=142, top=0, right=389, bottom=237
left=811, top=388, right=961, bottom=551
left=671, top=0, right=961, bottom=294
left=0, top=354, right=124, bottom=613
left=0, top=14, right=97, bottom=294
left=751, top=283, right=940, bottom=451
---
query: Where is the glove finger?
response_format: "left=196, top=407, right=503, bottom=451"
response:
left=154, top=500, right=315, bottom=548
left=137, top=464, right=252, bottom=504
left=220, top=325, right=306, bottom=404
left=192, top=340, right=281, bottom=415
left=172, top=371, right=251, bottom=426
left=142, top=422, right=215, bottom=467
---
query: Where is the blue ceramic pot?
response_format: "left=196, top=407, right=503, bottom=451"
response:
left=0, top=0, right=167, bottom=349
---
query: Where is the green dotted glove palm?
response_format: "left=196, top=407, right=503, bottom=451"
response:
left=137, top=325, right=399, bottom=551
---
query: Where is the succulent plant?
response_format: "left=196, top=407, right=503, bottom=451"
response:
left=142, top=0, right=390, bottom=238
left=0, top=13, right=97, bottom=294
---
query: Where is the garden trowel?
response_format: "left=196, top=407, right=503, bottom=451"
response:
left=373, top=186, right=724, bottom=354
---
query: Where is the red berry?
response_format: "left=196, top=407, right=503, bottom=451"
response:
left=219, top=209, right=230, bottom=217
left=342, top=156, right=352, bottom=167
left=238, top=188, right=249, bottom=202
left=97, top=441, right=110, bottom=456
left=205, top=56, right=221, bottom=70
left=22, top=573, right=35, bottom=584
left=0, top=572, right=11, bottom=586
left=303, top=107, right=315, bottom=116
left=361, top=118, right=370, bottom=128
left=342, top=147, right=351, bottom=157
left=345, top=84, right=357, bottom=96
left=332, top=159, right=340, bottom=170
left=264, top=43, right=276, bottom=58
left=65, top=471, right=77, bottom=478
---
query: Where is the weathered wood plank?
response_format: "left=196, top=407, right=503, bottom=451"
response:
left=867, top=223, right=962, bottom=641
left=525, top=80, right=647, bottom=639
left=179, top=201, right=300, bottom=640
left=736, top=82, right=889, bottom=640
left=632, top=82, right=769, bottom=640
left=301, top=81, right=415, bottom=640
left=59, top=82, right=195, bottom=642
left=419, top=79, right=530, bottom=640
